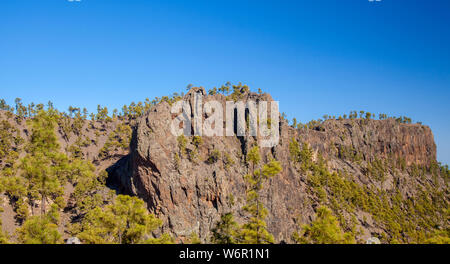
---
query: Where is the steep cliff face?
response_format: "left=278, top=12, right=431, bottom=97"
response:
left=109, top=90, right=444, bottom=243
left=301, top=118, right=436, bottom=167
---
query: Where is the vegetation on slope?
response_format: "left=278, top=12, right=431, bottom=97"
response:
left=0, top=105, right=170, bottom=244
left=0, top=83, right=448, bottom=244
left=289, top=138, right=449, bottom=244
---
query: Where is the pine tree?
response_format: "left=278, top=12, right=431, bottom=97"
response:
left=292, top=118, right=297, bottom=128
left=20, top=110, right=64, bottom=215
left=289, top=138, right=313, bottom=171
left=292, top=206, right=356, bottom=244
left=211, top=213, right=240, bottom=244
left=21, top=152, right=63, bottom=215
left=27, top=109, right=59, bottom=154
left=16, top=213, right=62, bottom=244
left=0, top=99, right=8, bottom=111
left=239, top=146, right=282, bottom=244
left=208, top=87, right=218, bottom=95
left=359, top=110, right=365, bottom=118
left=68, top=106, right=75, bottom=117
left=76, top=195, right=169, bottom=244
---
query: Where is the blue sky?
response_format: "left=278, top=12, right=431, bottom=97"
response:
left=0, top=0, right=449, bottom=164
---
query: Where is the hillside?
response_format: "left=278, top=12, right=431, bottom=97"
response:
left=0, top=86, right=448, bottom=244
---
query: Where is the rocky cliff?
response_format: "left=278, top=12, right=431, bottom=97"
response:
left=108, top=89, right=445, bottom=243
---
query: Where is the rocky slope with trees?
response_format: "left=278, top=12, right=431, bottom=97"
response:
left=0, top=84, right=448, bottom=244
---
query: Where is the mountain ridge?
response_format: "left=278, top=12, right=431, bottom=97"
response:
left=0, top=88, right=448, bottom=244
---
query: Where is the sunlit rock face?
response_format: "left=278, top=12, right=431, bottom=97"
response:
left=110, top=91, right=439, bottom=243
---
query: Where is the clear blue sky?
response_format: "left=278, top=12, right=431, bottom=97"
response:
left=0, top=0, right=449, bottom=164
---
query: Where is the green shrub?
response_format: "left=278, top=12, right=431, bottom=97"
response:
left=207, top=149, right=221, bottom=164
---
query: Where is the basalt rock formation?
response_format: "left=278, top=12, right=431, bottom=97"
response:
left=109, top=89, right=445, bottom=243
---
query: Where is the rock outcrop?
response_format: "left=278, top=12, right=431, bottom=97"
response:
left=109, top=90, right=441, bottom=243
